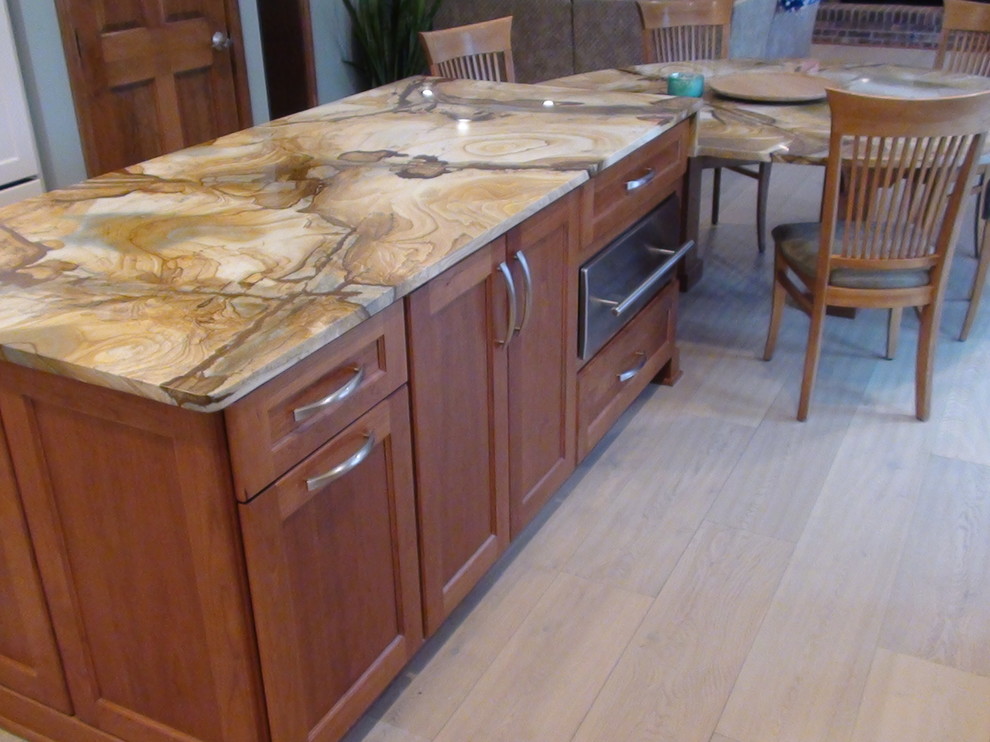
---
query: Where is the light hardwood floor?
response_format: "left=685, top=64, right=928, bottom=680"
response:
left=2, top=164, right=988, bottom=742
left=345, top=162, right=990, bottom=742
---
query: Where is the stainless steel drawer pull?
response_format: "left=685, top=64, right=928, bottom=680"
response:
left=605, top=239, right=695, bottom=317
left=625, top=169, right=656, bottom=192
left=617, top=352, right=647, bottom=383
left=497, top=261, right=517, bottom=346
left=306, top=433, right=376, bottom=491
left=515, top=250, right=534, bottom=332
left=293, top=365, right=365, bottom=421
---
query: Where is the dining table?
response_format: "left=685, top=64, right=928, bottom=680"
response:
left=547, top=58, right=990, bottom=287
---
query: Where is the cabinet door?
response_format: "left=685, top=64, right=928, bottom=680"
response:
left=239, top=388, right=422, bottom=742
left=407, top=239, right=511, bottom=636
left=0, top=421, right=70, bottom=712
left=0, top=366, right=267, bottom=742
left=506, top=193, right=579, bottom=536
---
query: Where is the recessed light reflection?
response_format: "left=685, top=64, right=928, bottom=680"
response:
left=543, top=99, right=554, bottom=108
left=422, top=88, right=434, bottom=98
left=457, top=118, right=470, bottom=133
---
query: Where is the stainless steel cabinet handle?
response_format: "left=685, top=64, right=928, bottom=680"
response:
left=514, top=250, right=534, bottom=332
left=625, top=168, right=656, bottom=192
left=497, top=261, right=517, bottom=346
left=212, top=31, right=233, bottom=51
left=293, top=365, right=365, bottom=421
left=305, top=433, right=376, bottom=491
left=609, top=239, right=695, bottom=316
left=617, top=352, right=647, bottom=383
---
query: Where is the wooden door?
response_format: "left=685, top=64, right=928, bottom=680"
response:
left=0, top=420, right=71, bottom=712
left=55, top=0, right=252, bottom=177
left=406, top=238, right=512, bottom=636
left=505, top=192, right=579, bottom=536
left=239, top=389, right=422, bottom=742
left=0, top=363, right=267, bottom=742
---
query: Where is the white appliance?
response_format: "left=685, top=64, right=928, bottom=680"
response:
left=0, top=0, right=43, bottom=207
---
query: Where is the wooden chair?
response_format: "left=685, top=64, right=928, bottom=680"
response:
left=419, top=16, right=515, bottom=83
left=637, top=0, right=771, bottom=253
left=936, top=0, right=990, bottom=339
left=763, top=88, right=990, bottom=421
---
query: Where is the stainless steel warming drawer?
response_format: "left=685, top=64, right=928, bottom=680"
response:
left=579, top=194, right=693, bottom=360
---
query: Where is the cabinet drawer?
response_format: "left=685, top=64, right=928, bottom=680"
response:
left=225, top=302, right=407, bottom=500
left=580, top=120, right=689, bottom=262
left=577, top=279, right=678, bottom=461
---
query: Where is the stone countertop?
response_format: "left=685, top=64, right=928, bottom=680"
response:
left=0, top=77, right=696, bottom=411
left=550, top=59, right=990, bottom=165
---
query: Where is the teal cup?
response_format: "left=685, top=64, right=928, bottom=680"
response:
left=667, top=72, right=704, bottom=97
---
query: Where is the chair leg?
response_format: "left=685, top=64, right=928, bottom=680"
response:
left=886, top=307, right=902, bottom=359
left=764, top=254, right=785, bottom=361
left=711, top=167, right=722, bottom=225
left=797, top=298, right=827, bottom=421
left=916, top=303, right=938, bottom=421
left=756, top=162, right=772, bottom=254
left=961, top=225, right=990, bottom=341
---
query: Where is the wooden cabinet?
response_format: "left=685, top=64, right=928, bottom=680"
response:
left=239, top=389, right=422, bottom=742
left=408, top=192, right=580, bottom=635
left=0, top=422, right=70, bottom=713
left=0, top=364, right=268, bottom=742
left=577, top=280, right=680, bottom=461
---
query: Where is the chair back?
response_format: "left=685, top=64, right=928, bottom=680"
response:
left=636, top=0, right=732, bottom=64
left=419, top=16, right=515, bottom=82
left=935, top=0, right=990, bottom=76
left=817, top=88, right=990, bottom=292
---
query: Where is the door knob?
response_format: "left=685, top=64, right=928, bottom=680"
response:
left=211, top=31, right=233, bottom=51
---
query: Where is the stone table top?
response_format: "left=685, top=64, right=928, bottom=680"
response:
left=549, top=59, right=990, bottom=165
left=0, top=77, right=696, bottom=410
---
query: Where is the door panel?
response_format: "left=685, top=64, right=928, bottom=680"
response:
left=0, top=420, right=71, bottom=712
left=56, top=0, right=251, bottom=176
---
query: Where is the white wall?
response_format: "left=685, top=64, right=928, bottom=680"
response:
left=4, top=0, right=357, bottom=191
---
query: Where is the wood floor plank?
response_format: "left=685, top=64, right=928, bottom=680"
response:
left=714, top=354, right=933, bottom=742
left=432, top=572, right=651, bottom=742
left=562, top=414, right=754, bottom=596
left=364, top=558, right=557, bottom=740
left=933, top=329, right=990, bottom=467
left=342, top=718, right=430, bottom=742
left=849, top=650, right=990, bottom=742
left=572, top=521, right=792, bottom=742
left=706, top=317, right=880, bottom=541
left=880, top=455, right=990, bottom=677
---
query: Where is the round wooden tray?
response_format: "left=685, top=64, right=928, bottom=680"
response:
left=708, top=72, right=830, bottom=103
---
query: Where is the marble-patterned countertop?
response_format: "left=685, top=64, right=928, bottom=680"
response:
left=0, top=77, right=695, bottom=410
left=550, top=60, right=990, bottom=165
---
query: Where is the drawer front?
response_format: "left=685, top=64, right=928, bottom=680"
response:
left=581, top=120, right=689, bottom=262
left=226, top=302, right=407, bottom=500
left=577, top=280, right=678, bottom=461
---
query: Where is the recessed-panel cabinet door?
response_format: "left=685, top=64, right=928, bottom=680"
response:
left=54, top=0, right=251, bottom=176
left=505, top=192, right=579, bottom=536
left=0, top=367, right=267, bottom=742
left=240, top=389, right=422, bottom=742
left=407, top=239, right=512, bottom=636
left=0, top=422, right=70, bottom=712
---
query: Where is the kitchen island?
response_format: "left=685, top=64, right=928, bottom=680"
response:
left=0, top=77, right=695, bottom=742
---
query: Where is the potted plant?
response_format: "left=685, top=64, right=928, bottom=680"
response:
left=342, top=0, right=444, bottom=89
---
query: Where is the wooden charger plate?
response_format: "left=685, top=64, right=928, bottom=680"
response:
left=709, top=72, right=830, bottom=103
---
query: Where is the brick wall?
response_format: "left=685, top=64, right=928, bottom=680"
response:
left=812, top=2, right=942, bottom=48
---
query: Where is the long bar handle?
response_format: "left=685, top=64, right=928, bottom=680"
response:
left=497, top=261, right=517, bottom=346
left=625, top=168, right=656, bottom=192
left=305, top=433, right=376, bottom=491
left=514, top=250, right=534, bottom=333
left=293, top=365, right=365, bottom=421
left=609, top=239, right=694, bottom=317
left=617, top=352, right=647, bottom=383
